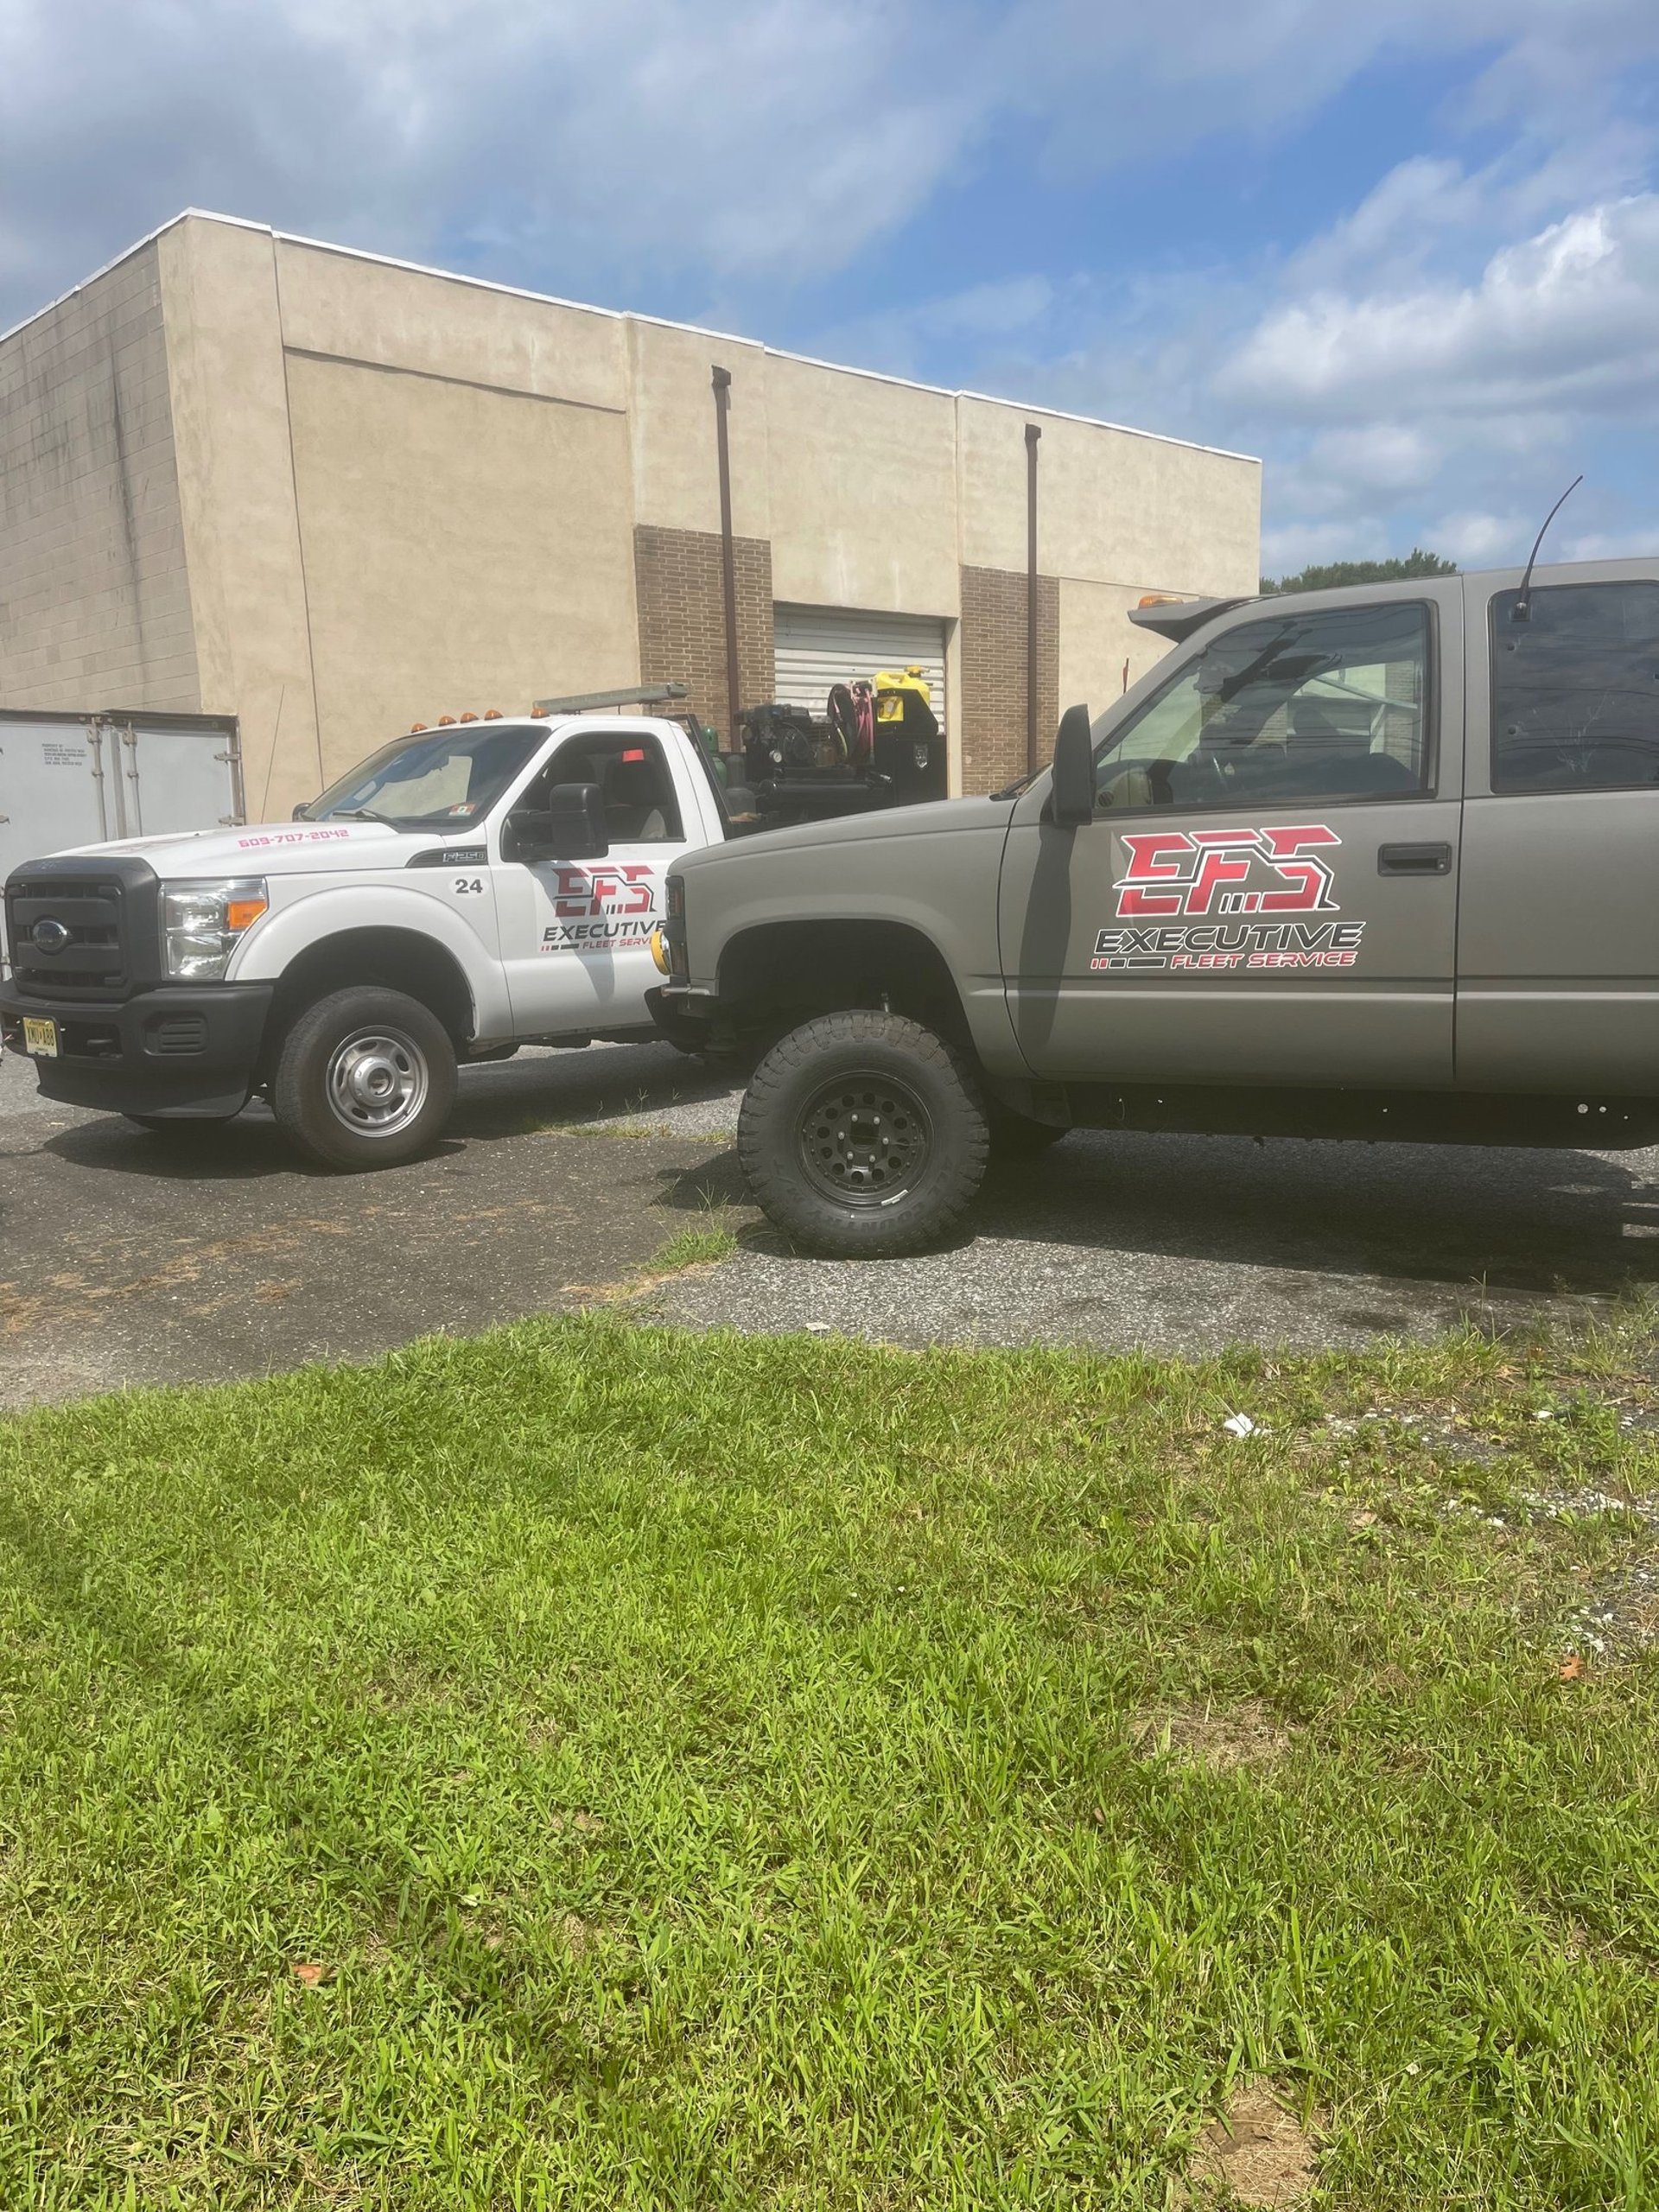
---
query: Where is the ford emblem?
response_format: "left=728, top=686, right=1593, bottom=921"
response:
left=31, top=917, right=71, bottom=954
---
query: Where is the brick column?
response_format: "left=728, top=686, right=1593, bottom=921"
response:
left=958, top=564, right=1059, bottom=794
left=632, top=524, right=774, bottom=744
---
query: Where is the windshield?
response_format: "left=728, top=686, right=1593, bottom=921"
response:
left=303, top=724, right=544, bottom=828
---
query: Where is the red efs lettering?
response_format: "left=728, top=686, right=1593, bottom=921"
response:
left=553, top=864, right=655, bottom=920
left=1115, top=823, right=1340, bottom=918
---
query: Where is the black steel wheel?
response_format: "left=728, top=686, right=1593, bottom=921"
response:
left=797, top=1071, right=932, bottom=1205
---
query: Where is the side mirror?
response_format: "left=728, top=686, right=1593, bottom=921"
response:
left=1049, top=703, right=1095, bottom=827
left=503, top=781, right=609, bottom=862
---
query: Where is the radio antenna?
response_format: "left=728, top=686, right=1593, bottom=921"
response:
left=1511, top=474, right=1583, bottom=623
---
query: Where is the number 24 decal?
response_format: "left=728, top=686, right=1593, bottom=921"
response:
left=453, top=876, right=485, bottom=895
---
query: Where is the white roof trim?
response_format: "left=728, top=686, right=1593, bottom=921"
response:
left=1, top=208, right=1261, bottom=466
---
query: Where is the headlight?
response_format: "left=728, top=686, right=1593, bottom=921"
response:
left=162, top=878, right=269, bottom=981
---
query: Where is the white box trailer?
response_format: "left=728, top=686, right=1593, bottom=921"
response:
left=0, top=709, right=243, bottom=967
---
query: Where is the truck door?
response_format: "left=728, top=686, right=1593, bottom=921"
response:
left=1456, top=567, right=1659, bottom=1093
left=997, top=586, right=1464, bottom=1086
left=493, top=726, right=701, bottom=1034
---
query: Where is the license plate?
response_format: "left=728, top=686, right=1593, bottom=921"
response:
left=22, top=1017, right=58, bottom=1058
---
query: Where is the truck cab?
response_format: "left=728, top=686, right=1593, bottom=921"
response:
left=1, top=706, right=734, bottom=1167
left=659, top=558, right=1659, bottom=1255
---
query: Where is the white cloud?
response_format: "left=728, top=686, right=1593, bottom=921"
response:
left=1224, top=195, right=1659, bottom=421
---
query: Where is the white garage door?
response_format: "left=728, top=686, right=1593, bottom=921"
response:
left=772, top=605, right=948, bottom=727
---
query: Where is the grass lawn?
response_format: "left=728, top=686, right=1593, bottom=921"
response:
left=2, top=1316, right=1656, bottom=2208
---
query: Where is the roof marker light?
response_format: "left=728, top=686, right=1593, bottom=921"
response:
left=438, top=715, right=457, bottom=726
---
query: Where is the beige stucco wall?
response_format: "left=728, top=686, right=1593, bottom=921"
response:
left=625, top=317, right=769, bottom=541
left=275, top=239, right=629, bottom=412
left=0, top=242, right=198, bottom=712
left=1057, top=578, right=1184, bottom=725
left=764, top=356, right=959, bottom=616
left=158, top=218, right=321, bottom=817
left=956, top=394, right=1260, bottom=597
left=285, top=352, right=639, bottom=783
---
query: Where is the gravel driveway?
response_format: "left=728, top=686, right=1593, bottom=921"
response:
left=5, top=1038, right=1658, bottom=1408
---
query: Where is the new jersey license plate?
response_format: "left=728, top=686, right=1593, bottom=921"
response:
left=22, top=1017, right=59, bottom=1058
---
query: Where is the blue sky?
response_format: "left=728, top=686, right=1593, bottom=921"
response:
left=5, top=0, right=1659, bottom=572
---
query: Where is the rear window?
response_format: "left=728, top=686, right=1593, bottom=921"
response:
left=1491, top=581, right=1659, bottom=793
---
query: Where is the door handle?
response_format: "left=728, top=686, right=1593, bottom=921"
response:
left=1377, top=842, right=1452, bottom=876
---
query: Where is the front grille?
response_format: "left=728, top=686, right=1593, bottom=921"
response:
left=6, top=874, right=129, bottom=1000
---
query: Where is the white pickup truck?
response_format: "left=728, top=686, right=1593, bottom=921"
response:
left=0, top=703, right=742, bottom=1166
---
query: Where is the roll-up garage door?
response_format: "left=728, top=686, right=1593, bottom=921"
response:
left=772, top=605, right=948, bottom=727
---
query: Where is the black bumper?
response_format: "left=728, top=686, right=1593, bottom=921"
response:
left=0, top=982, right=274, bottom=1117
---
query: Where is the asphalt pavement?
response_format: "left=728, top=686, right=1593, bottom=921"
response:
left=6, top=1038, right=1659, bottom=1410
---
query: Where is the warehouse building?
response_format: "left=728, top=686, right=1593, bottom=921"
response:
left=0, top=211, right=1261, bottom=817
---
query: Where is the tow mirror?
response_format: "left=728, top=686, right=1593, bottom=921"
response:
left=504, top=781, right=609, bottom=862
left=1048, top=703, right=1095, bottom=827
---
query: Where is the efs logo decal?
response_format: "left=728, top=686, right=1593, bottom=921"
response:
left=1114, top=823, right=1340, bottom=918
left=540, top=864, right=658, bottom=952
left=1096, top=823, right=1364, bottom=975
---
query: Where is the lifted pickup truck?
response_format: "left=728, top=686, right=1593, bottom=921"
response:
left=655, top=558, right=1659, bottom=1255
left=1, top=705, right=741, bottom=1166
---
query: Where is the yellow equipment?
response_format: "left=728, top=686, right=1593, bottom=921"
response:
left=874, top=665, right=931, bottom=723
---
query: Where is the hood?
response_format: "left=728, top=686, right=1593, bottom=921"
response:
left=683, top=792, right=1016, bottom=873
left=47, top=818, right=435, bottom=877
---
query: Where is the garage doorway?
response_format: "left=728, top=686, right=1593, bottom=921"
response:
left=772, top=605, right=949, bottom=734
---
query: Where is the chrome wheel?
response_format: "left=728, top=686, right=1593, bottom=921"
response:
left=798, top=1071, right=931, bottom=1206
left=323, top=1027, right=429, bottom=1138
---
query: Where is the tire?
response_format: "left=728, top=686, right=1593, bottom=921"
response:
left=271, top=986, right=457, bottom=1172
left=737, top=1010, right=989, bottom=1257
left=988, top=1108, right=1068, bottom=1159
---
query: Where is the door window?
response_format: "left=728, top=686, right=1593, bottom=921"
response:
left=518, top=734, right=683, bottom=842
left=1093, top=601, right=1431, bottom=811
left=1490, top=581, right=1659, bottom=792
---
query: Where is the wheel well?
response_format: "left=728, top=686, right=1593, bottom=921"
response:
left=264, top=929, right=475, bottom=1065
left=716, top=920, right=970, bottom=1046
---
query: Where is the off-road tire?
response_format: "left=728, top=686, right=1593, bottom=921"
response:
left=272, top=986, right=456, bottom=1172
left=738, top=1010, right=989, bottom=1257
left=988, top=1107, right=1068, bottom=1159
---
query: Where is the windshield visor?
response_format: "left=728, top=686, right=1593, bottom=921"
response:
left=304, top=725, right=543, bottom=827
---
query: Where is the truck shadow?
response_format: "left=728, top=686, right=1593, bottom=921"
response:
left=652, top=1128, right=1659, bottom=1304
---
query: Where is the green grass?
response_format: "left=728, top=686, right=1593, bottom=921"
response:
left=2, top=1318, right=1657, bottom=2208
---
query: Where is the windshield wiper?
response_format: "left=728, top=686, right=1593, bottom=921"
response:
left=330, top=807, right=393, bottom=824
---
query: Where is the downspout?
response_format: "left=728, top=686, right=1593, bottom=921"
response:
left=1025, top=422, right=1041, bottom=776
left=712, top=366, right=742, bottom=745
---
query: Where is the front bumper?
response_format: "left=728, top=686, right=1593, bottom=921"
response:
left=0, top=982, right=275, bottom=1117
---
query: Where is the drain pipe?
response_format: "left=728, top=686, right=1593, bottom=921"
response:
left=712, top=366, right=742, bottom=745
left=1025, top=422, right=1041, bottom=776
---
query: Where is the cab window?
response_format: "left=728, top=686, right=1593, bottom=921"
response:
left=1491, top=581, right=1659, bottom=792
left=522, top=734, right=683, bottom=843
left=1093, top=601, right=1431, bottom=810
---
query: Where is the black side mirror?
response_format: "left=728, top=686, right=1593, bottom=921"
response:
left=1049, top=703, right=1095, bottom=827
left=504, top=781, right=609, bottom=862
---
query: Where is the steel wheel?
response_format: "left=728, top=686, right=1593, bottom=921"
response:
left=324, top=1027, right=429, bottom=1138
left=798, top=1070, right=931, bottom=1206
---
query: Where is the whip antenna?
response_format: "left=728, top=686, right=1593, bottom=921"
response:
left=1511, top=475, right=1584, bottom=623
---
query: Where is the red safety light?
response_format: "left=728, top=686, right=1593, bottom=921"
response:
left=621, top=747, right=646, bottom=762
